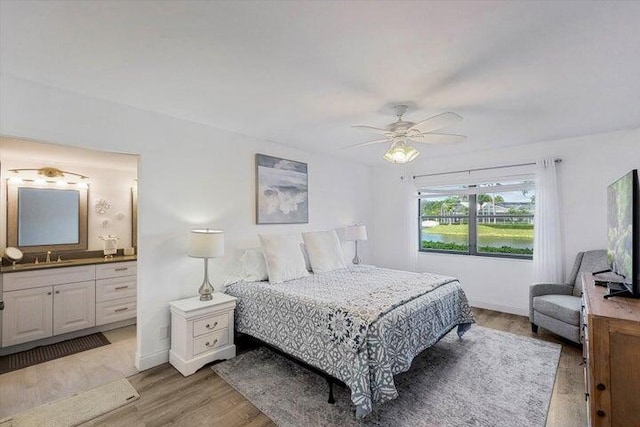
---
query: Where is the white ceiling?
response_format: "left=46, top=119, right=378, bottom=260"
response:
left=1, top=1, right=639, bottom=165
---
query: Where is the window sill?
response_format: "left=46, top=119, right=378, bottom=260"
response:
left=418, top=249, right=532, bottom=261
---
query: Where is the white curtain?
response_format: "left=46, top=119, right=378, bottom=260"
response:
left=533, top=158, right=564, bottom=283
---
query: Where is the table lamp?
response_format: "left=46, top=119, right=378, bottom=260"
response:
left=345, top=224, right=367, bottom=265
left=188, top=229, right=224, bottom=301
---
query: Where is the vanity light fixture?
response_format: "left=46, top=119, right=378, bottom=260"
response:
left=7, top=167, right=89, bottom=186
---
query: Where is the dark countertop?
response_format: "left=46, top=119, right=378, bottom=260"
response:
left=1, top=255, right=137, bottom=273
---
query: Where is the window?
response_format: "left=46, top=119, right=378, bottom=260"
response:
left=419, top=180, right=535, bottom=258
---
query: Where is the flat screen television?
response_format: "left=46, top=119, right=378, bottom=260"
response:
left=606, top=169, right=640, bottom=298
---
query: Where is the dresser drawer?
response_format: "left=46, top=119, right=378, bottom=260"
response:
left=96, top=296, right=136, bottom=325
left=96, top=262, right=137, bottom=280
left=193, top=328, right=229, bottom=356
left=193, top=313, right=228, bottom=337
left=96, top=277, right=137, bottom=302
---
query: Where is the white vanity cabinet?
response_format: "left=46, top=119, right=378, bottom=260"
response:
left=53, top=280, right=96, bottom=335
left=1, top=260, right=137, bottom=349
left=95, top=262, right=137, bottom=325
left=2, top=286, right=53, bottom=346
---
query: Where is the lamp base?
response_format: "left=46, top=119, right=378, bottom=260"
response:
left=199, top=281, right=214, bottom=301
left=198, top=258, right=214, bottom=301
left=351, top=255, right=361, bottom=265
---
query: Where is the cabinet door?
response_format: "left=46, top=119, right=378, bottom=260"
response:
left=53, top=281, right=96, bottom=335
left=2, top=287, right=53, bottom=347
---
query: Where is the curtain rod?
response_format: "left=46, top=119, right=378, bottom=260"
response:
left=412, top=158, right=562, bottom=180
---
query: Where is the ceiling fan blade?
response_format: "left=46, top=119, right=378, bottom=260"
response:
left=352, top=125, right=391, bottom=135
left=412, top=133, right=467, bottom=144
left=409, top=112, right=462, bottom=133
left=341, top=138, right=390, bottom=150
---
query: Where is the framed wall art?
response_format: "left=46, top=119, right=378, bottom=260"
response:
left=256, top=154, right=308, bottom=224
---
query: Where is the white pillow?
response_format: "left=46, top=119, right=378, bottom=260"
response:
left=302, top=230, right=347, bottom=273
left=259, top=233, right=310, bottom=284
left=240, top=248, right=269, bottom=282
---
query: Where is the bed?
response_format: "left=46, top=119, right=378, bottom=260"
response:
left=225, top=264, right=475, bottom=418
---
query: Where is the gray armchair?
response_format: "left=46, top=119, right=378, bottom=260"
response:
left=529, top=250, right=608, bottom=343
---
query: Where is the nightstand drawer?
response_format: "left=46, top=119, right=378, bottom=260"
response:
left=193, top=313, right=228, bottom=337
left=193, top=328, right=229, bottom=356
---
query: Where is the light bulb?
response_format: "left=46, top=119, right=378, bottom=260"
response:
left=9, top=172, right=23, bottom=184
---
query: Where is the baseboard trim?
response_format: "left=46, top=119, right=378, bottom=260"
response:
left=468, top=299, right=528, bottom=317
left=135, top=347, right=169, bottom=371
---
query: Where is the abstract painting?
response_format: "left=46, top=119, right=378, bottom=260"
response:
left=256, top=154, right=308, bottom=224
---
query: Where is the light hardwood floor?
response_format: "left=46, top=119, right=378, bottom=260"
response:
left=2, top=310, right=586, bottom=426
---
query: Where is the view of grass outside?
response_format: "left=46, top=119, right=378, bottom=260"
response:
left=420, top=185, right=535, bottom=257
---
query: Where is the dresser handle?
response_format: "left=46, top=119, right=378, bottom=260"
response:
left=114, top=268, right=128, bottom=272
left=114, top=286, right=129, bottom=290
left=596, top=383, right=606, bottom=391
left=47, top=292, right=52, bottom=295
left=114, top=307, right=129, bottom=312
left=597, top=410, right=605, bottom=417
left=206, top=322, right=218, bottom=329
left=205, top=339, right=218, bottom=348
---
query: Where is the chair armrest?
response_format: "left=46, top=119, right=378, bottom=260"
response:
left=530, top=283, right=573, bottom=298
left=529, top=283, right=573, bottom=322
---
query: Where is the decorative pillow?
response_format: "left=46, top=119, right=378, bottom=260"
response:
left=240, top=248, right=269, bottom=282
left=302, top=230, right=347, bottom=273
left=300, top=242, right=312, bottom=272
left=259, top=233, right=310, bottom=284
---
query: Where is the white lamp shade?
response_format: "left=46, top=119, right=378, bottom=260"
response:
left=345, top=225, right=368, bottom=241
left=187, top=229, right=225, bottom=258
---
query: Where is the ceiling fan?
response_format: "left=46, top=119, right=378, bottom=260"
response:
left=347, top=105, right=466, bottom=164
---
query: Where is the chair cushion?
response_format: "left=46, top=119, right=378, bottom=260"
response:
left=533, top=294, right=581, bottom=325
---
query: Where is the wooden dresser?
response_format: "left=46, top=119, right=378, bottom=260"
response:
left=581, top=273, right=640, bottom=427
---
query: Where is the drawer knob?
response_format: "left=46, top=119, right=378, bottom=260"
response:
left=206, top=322, right=218, bottom=329
left=596, top=383, right=606, bottom=391
left=205, top=339, right=218, bottom=348
left=597, top=410, right=605, bottom=417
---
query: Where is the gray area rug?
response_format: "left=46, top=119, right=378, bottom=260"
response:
left=212, top=326, right=561, bottom=427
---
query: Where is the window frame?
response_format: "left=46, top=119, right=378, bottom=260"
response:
left=418, top=185, right=534, bottom=260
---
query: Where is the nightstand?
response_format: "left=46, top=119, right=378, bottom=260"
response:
left=169, top=293, right=237, bottom=376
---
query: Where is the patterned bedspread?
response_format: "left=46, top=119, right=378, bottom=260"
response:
left=225, top=265, right=475, bottom=418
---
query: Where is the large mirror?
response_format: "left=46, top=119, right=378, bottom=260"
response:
left=7, top=182, right=88, bottom=253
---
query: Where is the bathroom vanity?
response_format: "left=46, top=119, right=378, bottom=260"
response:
left=0, top=257, right=137, bottom=354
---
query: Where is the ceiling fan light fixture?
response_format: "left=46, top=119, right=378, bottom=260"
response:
left=383, top=140, right=420, bottom=164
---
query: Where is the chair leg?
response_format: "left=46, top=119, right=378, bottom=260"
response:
left=327, top=378, right=335, bottom=404
left=531, top=323, right=539, bottom=333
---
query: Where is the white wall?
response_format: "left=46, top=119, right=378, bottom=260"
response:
left=0, top=75, right=374, bottom=369
left=0, top=137, right=138, bottom=252
left=372, top=128, right=640, bottom=316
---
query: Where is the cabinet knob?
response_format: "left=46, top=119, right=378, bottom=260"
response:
left=205, top=339, right=218, bottom=348
left=206, top=322, right=218, bottom=329
left=55, top=290, right=60, bottom=294
left=597, top=410, right=605, bottom=417
left=47, top=292, right=52, bottom=295
left=596, top=383, right=606, bottom=391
